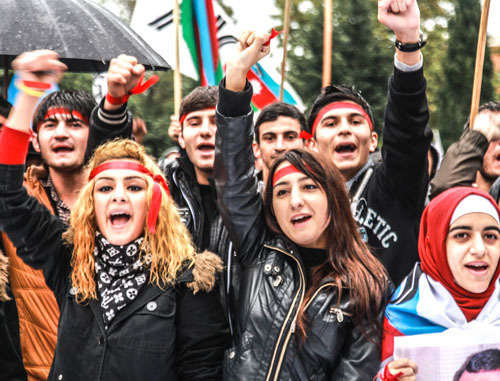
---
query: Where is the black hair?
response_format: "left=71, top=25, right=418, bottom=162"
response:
left=178, top=86, right=218, bottom=125
left=454, top=349, right=500, bottom=381
left=32, top=90, right=96, bottom=130
left=463, top=101, right=500, bottom=130
left=0, top=97, right=12, bottom=119
left=428, top=144, right=440, bottom=180
left=254, top=102, right=306, bottom=143
left=306, top=84, right=374, bottom=136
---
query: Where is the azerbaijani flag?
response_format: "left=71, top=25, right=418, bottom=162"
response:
left=248, top=63, right=299, bottom=111
left=181, top=0, right=223, bottom=86
left=130, top=0, right=305, bottom=111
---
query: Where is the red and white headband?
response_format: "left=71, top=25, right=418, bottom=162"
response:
left=178, top=107, right=216, bottom=127
left=36, top=107, right=89, bottom=132
left=300, top=101, right=373, bottom=140
left=89, top=160, right=170, bottom=234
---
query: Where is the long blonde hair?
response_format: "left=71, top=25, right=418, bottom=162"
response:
left=63, top=139, right=196, bottom=303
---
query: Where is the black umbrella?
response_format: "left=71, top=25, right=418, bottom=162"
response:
left=1, top=0, right=170, bottom=97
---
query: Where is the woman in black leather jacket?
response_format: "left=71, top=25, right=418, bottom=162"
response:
left=215, top=141, right=389, bottom=379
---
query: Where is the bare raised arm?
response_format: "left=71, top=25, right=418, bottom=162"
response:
left=225, top=31, right=270, bottom=92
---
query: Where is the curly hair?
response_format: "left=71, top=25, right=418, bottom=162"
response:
left=63, top=139, right=197, bottom=303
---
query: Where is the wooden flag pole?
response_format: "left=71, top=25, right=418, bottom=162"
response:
left=173, top=0, right=182, bottom=115
left=469, top=0, right=491, bottom=129
left=279, top=0, right=292, bottom=101
left=322, top=0, right=332, bottom=87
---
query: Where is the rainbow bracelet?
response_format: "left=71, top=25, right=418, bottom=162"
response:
left=15, top=81, right=46, bottom=98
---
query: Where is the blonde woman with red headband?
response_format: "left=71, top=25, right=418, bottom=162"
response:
left=0, top=51, right=230, bottom=380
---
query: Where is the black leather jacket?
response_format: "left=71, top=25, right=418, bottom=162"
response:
left=213, top=90, right=383, bottom=380
left=0, top=163, right=229, bottom=381
left=164, top=156, right=239, bottom=331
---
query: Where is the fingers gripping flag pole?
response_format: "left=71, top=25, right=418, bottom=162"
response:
left=469, top=0, right=491, bottom=129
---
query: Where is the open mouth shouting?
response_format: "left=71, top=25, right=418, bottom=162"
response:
left=334, top=142, right=357, bottom=157
left=197, top=142, right=215, bottom=155
left=464, top=261, right=490, bottom=277
left=109, top=210, right=132, bottom=228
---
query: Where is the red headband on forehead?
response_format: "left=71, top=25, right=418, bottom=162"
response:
left=300, top=101, right=373, bottom=140
left=272, top=164, right=302, bottom=186
left=89, top=160, right=170, bottom=234
left=178, top=107, right=216, bottom=127
left=36, top=107, right=89, bottom=132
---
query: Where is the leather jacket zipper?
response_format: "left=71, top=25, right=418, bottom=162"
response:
left=303, top=282, right=336, bottom=311
left=303, top=283, right=352, bottom=323
left=263, top=244, right=305, bottom=381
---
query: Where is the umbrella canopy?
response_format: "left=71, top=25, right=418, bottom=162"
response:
left=0, top=0, right=170, bottom=72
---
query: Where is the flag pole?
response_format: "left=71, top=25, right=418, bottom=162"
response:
left=322, top=0, right=332, bottom=87
left=173, top=0, right=182, bottom=115
left=279, top=0, right=292, bottom=101
left=469, top=0, right=491, bottom=129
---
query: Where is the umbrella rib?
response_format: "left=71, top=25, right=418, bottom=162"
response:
left=38, top=0, right=71, bottom=53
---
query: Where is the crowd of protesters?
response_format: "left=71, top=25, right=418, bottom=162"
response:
left=0, top=0, right=500, bottom=380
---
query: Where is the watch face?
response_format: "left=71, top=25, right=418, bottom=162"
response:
left=92, top=73, right=108, bottom=103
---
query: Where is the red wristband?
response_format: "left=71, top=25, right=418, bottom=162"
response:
left=105, top=93, right=130, bottom=105
left=105, top=73, right=159, bottom=106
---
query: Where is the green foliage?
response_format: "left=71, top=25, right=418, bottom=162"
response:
left=127, top=71, right=197, bottom=159
left=435, top=0, right=495, bottom=149
left=274, top=0, right=497, bottom=146
left=275, top=0, right=394, bottom=134
left=59, top=72, right=94, bottom=94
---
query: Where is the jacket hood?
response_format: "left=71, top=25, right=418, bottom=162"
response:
left=186, top=250, right=223, bottom=294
